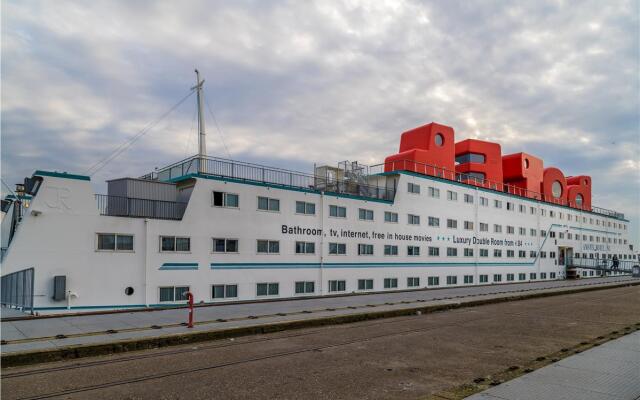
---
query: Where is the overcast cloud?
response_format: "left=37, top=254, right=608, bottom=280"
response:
left=2, top=0, right=639, bottom=245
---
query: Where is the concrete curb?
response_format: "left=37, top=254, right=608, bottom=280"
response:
left=2, top=281, right=638, bottom=368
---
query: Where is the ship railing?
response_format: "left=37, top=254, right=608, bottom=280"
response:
left=143, top=155, right=396, bottom=202
left=1, top=267, right=35, bottom=315
left=369, top=159, right=625, bottom=220
left=95, top=194, right=187, bottom=220
left=566, top=257, right=637, bottom=273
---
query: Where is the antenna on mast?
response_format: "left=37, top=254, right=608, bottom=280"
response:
left=192, top=69, right=206, bottom=173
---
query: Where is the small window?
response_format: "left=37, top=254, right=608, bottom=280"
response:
left=464, top=221, right=474, bottom=230
left=519, top=250, right=526, bottom=258
left=494, top=200, right=502, bottom=209
left=359, top=208, right=374, bottom=221
left=447, top=190, right=458, bottom=201
left=159, top=286, right=189, bottom=302
left=428, top=187, right=440, bottom=198
left=480, top=196, right=488, bottom=206
left=358, top=243, right=374, bottom=255
left=407, top=277, right=420, bottom=287
left=428, top=246, right=440, bottom=256
left=383, top=278, right=398, bottom=289
left=257, top=240, right=280, bottom=254
left=480, top=249, right=489, bottom=257
left=530, top=229, right=537, bottom=236
left=296, top=241, right=315, bottom=254
left=384, top=211, right=398, bottom=223
left=407, top=182, right=421, bottom=194
left=493, top=274, right=502, bottom=282
left=463, top=275, right=473, bottom=284
left=494, top=224, right=502, bottom=233
left=464, top=194, right=474, bottom=204
left=447, top=219, right=458, bottom=229
left=328, top=280, right=346, bottom=292
left=519, top=227, right=526, bottom=236
left=519, top=204, right=526, bottom=213
left=257, top=282, right=279, bottom=296
left=507, top=250, right=515, bottom=258
left=550, top=272, right=556, bottom=279
left=213, top=191, right=238, bottom=208
left=407, top=246, right=420, bottom=256
left=213, top=238, right=239, bottom=253
left=530, top=251, right=537, bottom=258
left=428, top=216, right=440, bottom=227
left=358, top=279, right=374, bottom=290
left=446, top=276, right=457, bottom=285
left=295, top=281, right=315, bottom=294
left=212, top=284, right=238, bottom=299
left=519, top=273, right=526, bottom=281
left=506, top=273, right=514, bottom=282
left=329, top=205, right=347, bottom=218
left=479, top=223, right=489, bottom=232
left=257, top=196, right=280, bottom=212
left=464, top=248, right=474, bottom=257
left=479, top=275, right=488, bottom=283
left=506, top=202, right=514, bottom=211
left=329, top=242, right=347, bottom=255
left=494, top=249, right=502, bottom=257
left=540, top=272, right=547, bottom=279
left=428, top=276, right=440, bottom=286
left=447, top=247, right=457, bottom=257
left=408, top=214, right=420, bottom=225
left=296, top=201, right=316, bottom=215
left=507, top=226, right=515, bottom=234
left=160, top=236, right=190, bottom=252
left=97, top=233, right=134, bottom=252
left=529, top=273, right=537, bottom=280
left=384, top=244, right=398, bottom=256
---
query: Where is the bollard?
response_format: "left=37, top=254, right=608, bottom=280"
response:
left=185, top=291, right=194, bottom=328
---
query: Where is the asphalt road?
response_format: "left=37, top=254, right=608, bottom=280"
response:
left=2, top=284, right=639, bottom=400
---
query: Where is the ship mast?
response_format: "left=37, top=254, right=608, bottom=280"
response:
left=193, top=69, right=206, bottom=173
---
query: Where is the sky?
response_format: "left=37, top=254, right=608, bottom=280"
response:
left=2, top=0, right=639, bottom=246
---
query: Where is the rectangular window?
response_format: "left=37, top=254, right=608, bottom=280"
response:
left=408, top=214, right=420, bottom=225
left=464, top=221, right=474, bottom=230
left=384, top=211, right=398, bottom=223
left=428, top=216, right=440, bottom=227
left=213, top=191, right=238, bottom=208
left=384, top=278, right=398, bottom=289
left=540, top=272, right=547, bottom=279
left=530, top=229, right=537, bottom=236
left=494, top=224, right=502, bottom=233
left=358, top=279, right=374, bottom=290
left=212, top=284, right=238, bottom=299
left=447, top=247, right=457, bottom=257
left=541, top=230, right=547, bottom=237
left=480, top=196, right=488, bottom=206
left=530, top=273, right=537, bottom=280
left=384, top=244, right=398, bottom=256
left=464, top=248, right=474, bottom=257
left=494, top=200, right=502, bottom=209
left=428, top=276, right=440, bottom=286
left=359, top=208, right=374, bottom=221
left=507, top=250, right=515, bottom=258
left=494, top=249, right=502, bottom=257
left=550, top=272, right=556, bottom=279
left=446, top=276, right=457, bottom=285
left=213, top=238, right=238, bottom=253
left=257, top=196, right=280, bottom=212
left=256, top=282, right=279, bottom=296
left=447, top=219, right=458, bottom=229
left=480, top=249, right=489, bottom=257
left=506, top=202, right=514, bottom=211
left=506, top=273, right=515, bottom=282
left=407, top=246, right=420, bottom=256
left=447, top=190, right=458, bottom=201
left=479, top=223, right=489, bottom=232
left=428, top=246, right=440, bottom=256
left=296, top=201, right=316, bottom=215
left=358, top=243, right=374, bottom=255
left=464, top=194, right=474, bottom=204
left=519, top=250, right=526, bottom=258
left=97, top=233, right=134, bottom=251
left=479, top=275, right=488, bottom=283
left=329, top=242, right=347, bottom=255
left=407, top=182, right=421, bottom=194
left=540, top=251, right=547, bottom=258
left=464, top=275, right=473, bottom=284
left=329, top=205, right=347, bottom=218
left=507, top=226, right=515, bottom=234
left=493, top=274, right=502, bottom=282
left=530, top=251, right=537, bottom=258
left=519, top=227, right=526, bottom=236
left=530, top=207, right=537, bottom=214
left=428, top=187, right=440, bottom=198
left=519, top=273, right=526, bottom=281
left=257, top=240, right=280, bottom=254
left=328, top=280, right=346, bottom=292
left=296, top=241, right=315, bottom=254
left=407, top=277, right=420, bottom=287
left=159, top=286, right=189, bottom=302
left=519, top=204, right=526, bottom=213
left=295, top=281, right=315, bottom=294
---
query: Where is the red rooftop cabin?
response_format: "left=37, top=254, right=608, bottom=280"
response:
left=384, top=122, right=592, bottom=211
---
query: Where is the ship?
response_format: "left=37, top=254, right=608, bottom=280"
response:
left=1, top=72, right=637, bottom=314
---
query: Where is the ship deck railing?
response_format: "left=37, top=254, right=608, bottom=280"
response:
left=141, top=155, right=396, bottom=202
left=566, top=257, right=637, bottom=273
left=368, top=159, right=625, bottom=220
left=96, top=194, right=187, bottom=220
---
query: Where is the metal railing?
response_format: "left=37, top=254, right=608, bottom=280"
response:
left=96, top=194, right=187, bottom=220
left=369, top=159, right=625, bottom=220
left=142, top=155, right=396, bottom=202
left=1, top=267, right=35, bottom=314
left=566, top=257, right=637, bottom=273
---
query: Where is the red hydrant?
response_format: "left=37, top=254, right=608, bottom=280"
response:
left=186, top=291, right=194, bottom=328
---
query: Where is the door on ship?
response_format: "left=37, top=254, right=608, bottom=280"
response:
left=557, top=247, right=573, bottom=266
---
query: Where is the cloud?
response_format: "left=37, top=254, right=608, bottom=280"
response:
left=2, top=0, right=639, bottom=245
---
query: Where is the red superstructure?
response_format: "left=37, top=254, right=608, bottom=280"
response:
left=384, top=122, right=592, bottom=211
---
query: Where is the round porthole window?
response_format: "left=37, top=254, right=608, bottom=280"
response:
left=434, top=133, right=444, bottom=147
left=125, top=287, right=134, bottom=296
left=524, top=158, right=529, bottom=169
left=575, top=194, right=583, bottom=207
left=551, top=181, right=563, bottom=198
